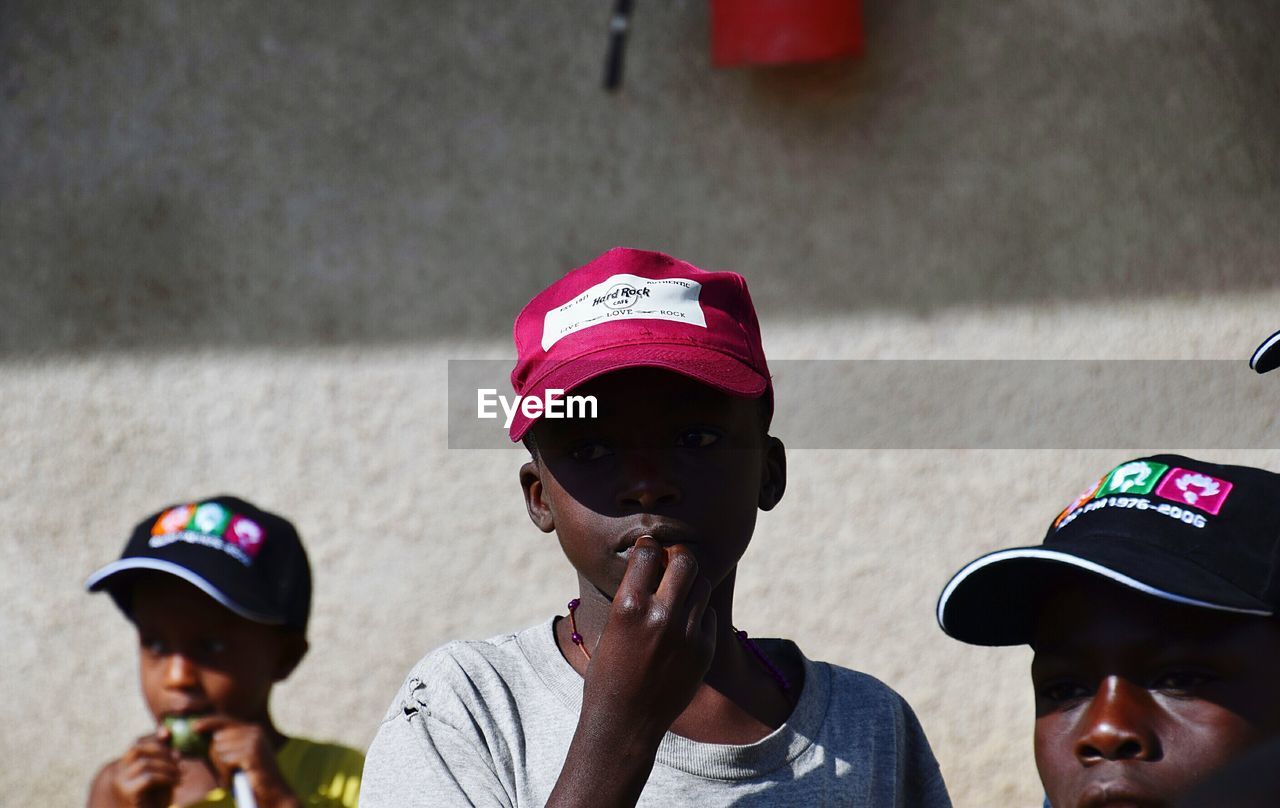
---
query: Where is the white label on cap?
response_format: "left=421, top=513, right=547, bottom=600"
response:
left=542, top=274, right=706, bottom=351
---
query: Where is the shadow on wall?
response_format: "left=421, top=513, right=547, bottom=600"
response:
left=1, top=0, right=1278, bottom=355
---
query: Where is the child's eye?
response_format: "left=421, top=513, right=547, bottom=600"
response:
left=675, top=428, right=721, bottom=449
left=140, top=636, right=167, bottom=656
left=1151, top=670, right=1213, bottom=693
left=200, top=638, right=227, bottom=656
left=568, top=441, right=611, bottom=462
left=1039, top=680, right=1090, bottom=703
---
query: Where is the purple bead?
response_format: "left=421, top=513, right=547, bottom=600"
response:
left=567, top=598, right=580, bottom=611
left=571, top=632, right=583, bottom=645
left=734, top=627, right=791, bottom=695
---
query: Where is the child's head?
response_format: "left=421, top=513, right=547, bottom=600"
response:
left=937, top=456, right=1280, bottom=807
left=87, top=496, right=311, bottom=725
left=510, top=248, right=785, bottom=596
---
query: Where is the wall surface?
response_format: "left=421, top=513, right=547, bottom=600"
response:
left=3, top=1, right=1279, bottom=805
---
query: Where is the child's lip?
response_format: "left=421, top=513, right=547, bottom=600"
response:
left=162, top=707, right=210, bottom=720
left=614, top=524, right=697, bottom=556
left=1078, top=780, right=1160, bottom=808
left=617, top=543, right=698, bottom=559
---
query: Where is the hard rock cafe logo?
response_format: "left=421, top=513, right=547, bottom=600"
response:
left=592, top=283, right=651, bottom=310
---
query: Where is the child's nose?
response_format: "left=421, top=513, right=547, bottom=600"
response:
left=1073, top=676, right=1161, bottom=764
left=617, top=453, right=681, bottom=511
left=163, top=652, right=200, bottom=688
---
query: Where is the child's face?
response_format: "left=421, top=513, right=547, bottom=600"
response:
left=1031, top=576, right=1280, bottom=807
left=522, top=368, right=784, bottom=598
left=129, top=574, right=305, bottom=726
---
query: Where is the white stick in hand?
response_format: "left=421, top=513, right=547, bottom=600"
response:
left=232, top=770, right=258, bottom=808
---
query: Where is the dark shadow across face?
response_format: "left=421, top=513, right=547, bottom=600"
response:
left=1030, top=574, right=1280, bottom=808
left=520, top=368, right=785, bottom=600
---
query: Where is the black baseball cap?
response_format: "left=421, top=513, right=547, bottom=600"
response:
left=86, top=495, right=312, bottom=632
left=937, top=455, right=1280, bottom=646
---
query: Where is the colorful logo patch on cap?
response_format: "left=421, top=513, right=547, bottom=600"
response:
left=1155, top=468, right=1234, bottom=515
left=226, top=515, right=265, bottom=559
left=148, top=501, right=265, bottom=566
left=1098, top=460, right=1169, bottom=497
left=1054, top=475, right=1106, bottom=527
left=153, top=504, right=195, bottom=536
left=191, top=502, right=231, bottom=535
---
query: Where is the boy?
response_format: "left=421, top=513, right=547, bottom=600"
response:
left=361, top=248, right=951, bottom=806
left=936, top=455, right=1280, bottom=807
left=86, top=496, right=365, bottom=808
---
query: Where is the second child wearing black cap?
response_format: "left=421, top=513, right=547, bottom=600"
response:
left=937, top=456, right=1280, bottom=808
left=361, top=249, right=951, bottom=807
left=85, top=496, right=365, bottom=808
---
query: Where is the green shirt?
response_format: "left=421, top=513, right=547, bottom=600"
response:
left=183, top=738, right=363, bottom=808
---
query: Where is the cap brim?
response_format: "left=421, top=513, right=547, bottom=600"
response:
left=937, top=538, right=1273, bottom=646
left=508, top=342, right=769, bottom=441
left=86, top=558, right=287, bottom=625
left=1250, top=329, right=1280, bottom=374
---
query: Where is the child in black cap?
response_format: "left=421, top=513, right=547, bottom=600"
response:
left=85, top=496, right=364, bottom=808
left=362, top=248, right=951, bottom=807
left=937, top=455, right=1280, bottom=808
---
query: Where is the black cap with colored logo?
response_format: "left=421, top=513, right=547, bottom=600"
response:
left=937, top=455, right=1280, bottom=646
left=86, top=495, right=312, bottom=632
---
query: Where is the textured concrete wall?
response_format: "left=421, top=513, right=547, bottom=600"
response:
left=3, top=1, right=1279, bottom=805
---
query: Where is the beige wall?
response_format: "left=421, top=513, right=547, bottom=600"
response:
left=4, top=2, right=1279, bottom=805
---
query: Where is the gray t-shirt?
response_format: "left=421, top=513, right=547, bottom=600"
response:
left=361, top=619, right=951, bottom=807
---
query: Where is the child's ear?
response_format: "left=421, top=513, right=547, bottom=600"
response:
left=272, top=632, right=309, bottom=682
left=520, top=460, right=556, bottom=533
left=758, top=436, right=787, bottom=511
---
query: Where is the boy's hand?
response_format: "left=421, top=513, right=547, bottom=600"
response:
left=548, top=536, right=716, bottom=808
left=93, top=734, right=179, bottom=808
left=191, top=717, right=301, bottom=808
left=584, top=536, right=717, bottom=737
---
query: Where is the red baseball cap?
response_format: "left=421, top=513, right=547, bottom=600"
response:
left=509, top=247, right=772, bottom=441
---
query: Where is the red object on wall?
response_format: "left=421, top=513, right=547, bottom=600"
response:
left=711, top=0, right=864, bottom=67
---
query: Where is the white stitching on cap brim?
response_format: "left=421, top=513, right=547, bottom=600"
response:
left=84, top=558, right=285, bottom=625
left=936, top=547, right=1273, bottom=633
left=1250, top=329, right=1280, bottom=371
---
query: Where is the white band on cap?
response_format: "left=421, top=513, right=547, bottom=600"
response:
left=1250, top=329, right=1280, bottom=372
left=936, top=547, right=1272, bottom=633
left=84, top=558, right=285, bottom=625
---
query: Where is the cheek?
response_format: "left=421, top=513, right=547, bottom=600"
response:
left=138, top=658, right=167, bottom=711
left=1164, top=699, right=1266, bottom=769
left=544, top=465, right=613, bottom=515
left=689, top=456, right=759, bottom=505
left=552, top=496, right=611, bottom=542
left=1032, top=715, right=1075, bottom=789
left=202, top=666, right=271, bottom=713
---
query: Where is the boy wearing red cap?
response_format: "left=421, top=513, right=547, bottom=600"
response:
left=937, top=456, right=1280, bottom=807
left=86, top=496, right=365, bottom=808
left=361, top=248, right=951, bottom=807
